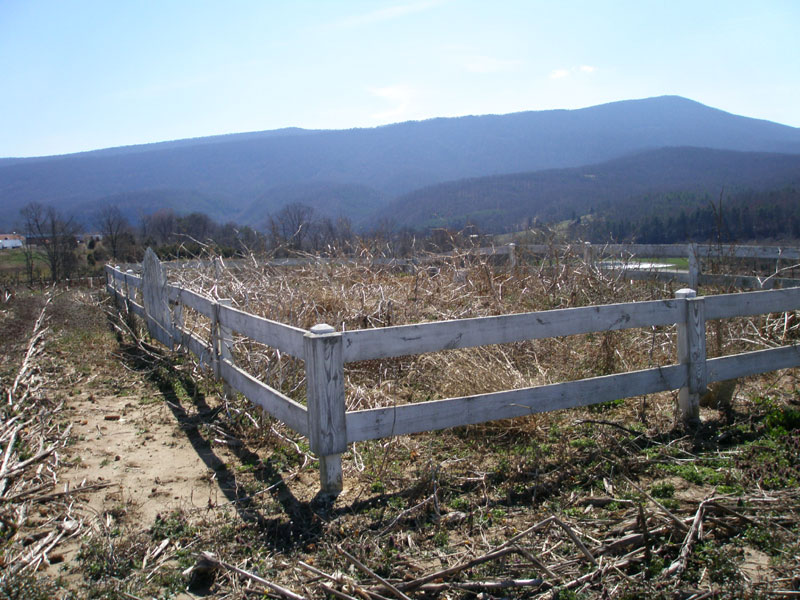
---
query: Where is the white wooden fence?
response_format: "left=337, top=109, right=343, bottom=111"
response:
left=468, top=242, right=800, bottom=289
left=106, top=248, right=800, bottom=494
left=117, top=242, right=800, bottom=291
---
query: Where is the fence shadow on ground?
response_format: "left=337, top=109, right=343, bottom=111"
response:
left=113, top=330, right=342, bottom=549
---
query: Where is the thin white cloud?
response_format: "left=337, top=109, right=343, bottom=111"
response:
left=369, top=85, right=413, bottom=119
left=550, top=65, right=598, bottom=79
left=328, top=0, right=445, bottom=29
left=368, top=84, right=416, bottom=121
left=549, top=68, right=571, bottom=79
left=465, top=55, right=523, bottom=74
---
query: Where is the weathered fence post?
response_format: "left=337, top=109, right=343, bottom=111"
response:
left=507, top=243, right=517, bottom=268
left=124, top=270, right=135, bottom=316
left=105, top=266, right=118, bottom=309
left=170, top=298, right=184, bottom=346
left=583, top=242, right=594, bottom=269
left=142, top=249, right=174, bottom=348
left=687, top=243, right=699, bottom=290
left=304, top=323, right=346, bottom=495
left=212, top=299, right=235, bottom=398
left=675, top=288, right=707, bottom=424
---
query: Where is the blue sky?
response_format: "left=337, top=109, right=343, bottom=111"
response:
left=1, top=0, right=798, bottom=157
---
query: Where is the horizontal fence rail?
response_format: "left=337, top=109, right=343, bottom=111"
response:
left=346, top=365, right=688, bottom=443
left=106, top=252, right=310, bottom=446
left=341, top=299, right=682, bottom=362
left=106, top=246, right=800, bottom=494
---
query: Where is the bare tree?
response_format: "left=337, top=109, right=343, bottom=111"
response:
left=21, top=203, right=81, bottom=283
left=177, top=212, right=214, bottom=244
left=141, top=209, right=177, bottom=245
left=269, top=202, right=314, bottom=251
left=96, top=205, right=130, bottom=261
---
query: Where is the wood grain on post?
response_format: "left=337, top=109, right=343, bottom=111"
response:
left=212, top=299, right=235, bottom=397
left=675, top=289, right=706, bottom=424
left=508, top=243, right=516, bottom=268
left=688, top=243, right=699, bottom=291
left=142, top=249, right=173, bottom=348
left=304, top=324, right=346, bottom=494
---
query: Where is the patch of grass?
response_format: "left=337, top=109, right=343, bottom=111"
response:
left=736, top=433, right=800, bottom=488
left=77, top=533, right=146, bottom=581
left=649, top=481, right=675, bottom=499
left=657, top=463, right=730, bottom=486
left=570, top=437, right=596, bottom=450
left=150, top=510, right=195, bottom=540
left=686, top=541, right=743, bottom=585
left=0, top=573, right=75, bottom=600
left=764, top=405, right=800, bottom=436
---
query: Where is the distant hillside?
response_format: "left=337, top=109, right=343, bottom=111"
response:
left=2, top=95, right=800, bottom=230
left=372, top=147, right=800, bottom=232
left=239, top=182, right=387, bottom=228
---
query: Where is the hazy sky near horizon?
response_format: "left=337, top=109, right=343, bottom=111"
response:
left=1, top=0, right=798, bottom=157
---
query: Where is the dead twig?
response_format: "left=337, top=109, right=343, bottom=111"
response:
left=552, top=516, right=599, bottom=567
left=377, top=493, right=436, bottom=536
left=195, top=551, right=307, bottom=600
left=623, top=475, right=689, bottom=532
left=337, top=546, right=412, bottom=600
left=399, top=546, right=517, bottom=592
left=665, top=499, right=708, bottom=577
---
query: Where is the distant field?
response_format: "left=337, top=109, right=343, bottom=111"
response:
left=0, top=247, right=49, bottom=280
left=640, top=256, right=689, bottom=269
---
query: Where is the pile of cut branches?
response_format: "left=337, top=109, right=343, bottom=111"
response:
left=182, top=487, right=800, bottom=599
left=0, top=292, right=96, bottom=578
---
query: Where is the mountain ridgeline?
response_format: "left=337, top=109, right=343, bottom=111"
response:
left=378, top=147, right=800, bottom=232
left=1, top=95, right=799, bottom=237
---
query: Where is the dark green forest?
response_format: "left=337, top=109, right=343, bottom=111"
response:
left=579, top=187, right=800, bottom=243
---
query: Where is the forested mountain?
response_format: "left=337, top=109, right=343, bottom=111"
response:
left=372, top=147, right=800, bottom=232
left=2, top=95, right=800, bottom=231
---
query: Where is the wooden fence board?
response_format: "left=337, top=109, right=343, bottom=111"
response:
left=106, top=283, right=119, bottom=303
left=609, top=268, right=689, bottom=284
left=175, top=327, right=212, bottom=368
left=218, top=359, right=308, bottom=436
left=596, top=244, right=690, bottom=257
left=166, top=285, right=215, bottom=318
left=696, top=245, right=800, bottom=260
left=342, top=299, right=681, bottom=362
left=218, top=303, right=306, bottom=358
left=128, top=299, right=145, bottom=319
left=707, top=345, right=800, bottom=383
left=124, top=273, right=142, bottom=289
left=346, top=364, right=685, bottom=442
left=704, top=287, right=800, bottom=321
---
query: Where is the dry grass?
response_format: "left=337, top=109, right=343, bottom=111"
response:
left=3, top=251, right=799, bottom=599
left=168, top=246, right=767, bottom=413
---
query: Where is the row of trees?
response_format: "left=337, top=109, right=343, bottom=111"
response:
left=17, top=201, right=391, bottom=283
left=18, top=203, right=264, bottom=283
left=571, top=188, right=800, bottom=244
left=20, top=203, right=82, bottom=283
left=19, top=186, right=799, bottom=283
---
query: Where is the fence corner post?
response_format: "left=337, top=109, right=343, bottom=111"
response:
left=212, top=299, right=235, bottom=398
left=304, top=323, right=346, bottom=496
left=507, top=243, right=517, bottom=268
left=142, top=248, right=173, bottom=348
left=675, top=288, right=707, bottom=425
left=583, top=242, right=594, bottom=269
left=688, top=243, right=699, bottom=290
